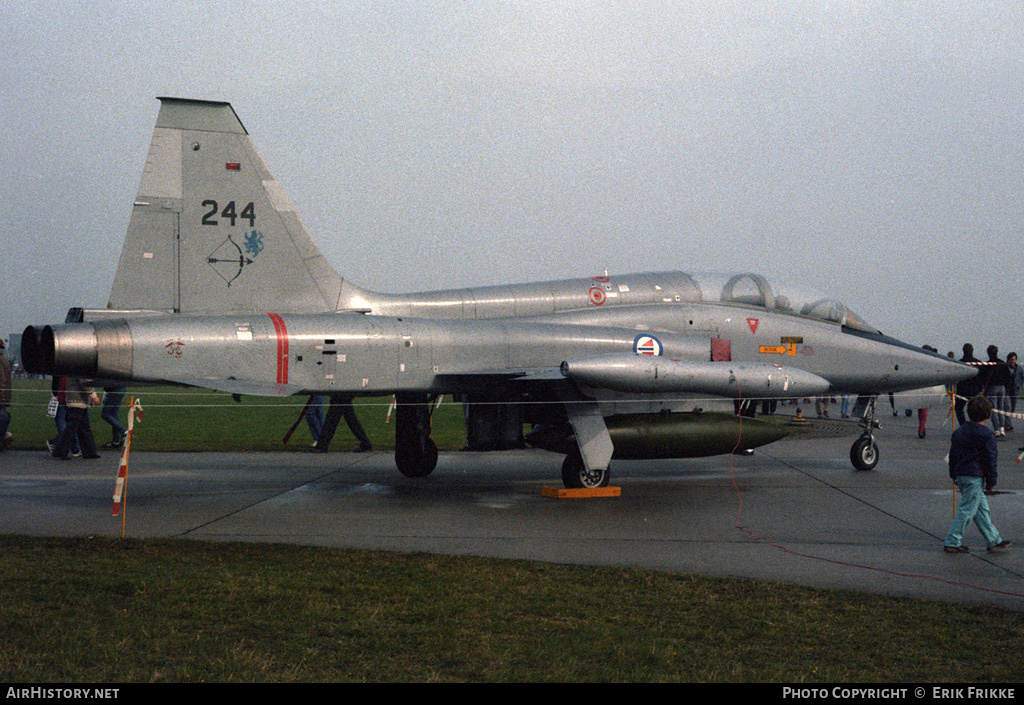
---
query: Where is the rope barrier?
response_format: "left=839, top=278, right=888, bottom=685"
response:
left=5, top=386, right=1004, bottom=409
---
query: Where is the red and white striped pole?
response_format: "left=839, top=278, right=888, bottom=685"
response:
left=112, top=398, right=143, bottom=535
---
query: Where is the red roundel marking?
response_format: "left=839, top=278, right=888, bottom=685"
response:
left=591, top=275, right=610, bottom=283
left=588, top=287, right=606, bottom=306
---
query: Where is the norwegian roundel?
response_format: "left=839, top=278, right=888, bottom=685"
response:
left=633, top=334, right=664, bottom=356
left=588, top=286, right=607, bottom=306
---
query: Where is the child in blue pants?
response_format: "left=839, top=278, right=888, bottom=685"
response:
left=944, top=395, right=1011, bottom=553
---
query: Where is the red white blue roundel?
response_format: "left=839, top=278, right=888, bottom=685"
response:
left=633, top=334, right=664, bottom=356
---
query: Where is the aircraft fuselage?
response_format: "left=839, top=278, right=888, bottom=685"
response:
left=28, top=299, right=968, bottom=400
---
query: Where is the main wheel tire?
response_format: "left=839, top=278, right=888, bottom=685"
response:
left=561, top=449, right=610, bottom=489
left=395, top=437, right=438, bottom=478
left=850, top=436, right=879, bottom=471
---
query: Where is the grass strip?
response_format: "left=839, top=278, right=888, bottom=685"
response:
left=6, top=380, right=465, bottom=452
left=1, top=535, right=1022, bottom=683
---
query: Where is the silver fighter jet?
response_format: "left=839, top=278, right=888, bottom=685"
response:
left=22, top=98, right=975, bottom=488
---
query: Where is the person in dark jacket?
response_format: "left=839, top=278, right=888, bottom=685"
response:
left=310, top=393, right=372, bottom=453
left=48, top=378, right=101, bottom=460
left=1007, top=352, right=1022, bottom=430
left=982, top=345, right=1011, bottom=437
left=955, top=344, right=981, bottom=426
left=943, top=395, right=1011, bottom=553
left=0, top=340, right=11, bottom=450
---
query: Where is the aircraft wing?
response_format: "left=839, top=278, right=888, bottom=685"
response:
left=161, top=376, right=304, bottom=398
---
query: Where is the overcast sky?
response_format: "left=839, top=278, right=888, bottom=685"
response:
left=2, top=2, right=1022, bottom=357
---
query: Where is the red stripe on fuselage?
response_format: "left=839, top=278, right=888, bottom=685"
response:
left=267, top=313, right=289, bottom=384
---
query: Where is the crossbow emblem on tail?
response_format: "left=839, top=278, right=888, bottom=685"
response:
left=207, top=230, right=263, bottom=287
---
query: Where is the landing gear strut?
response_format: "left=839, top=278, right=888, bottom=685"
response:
left=556, top=385, right=614, bottom=489
left=850, top=396, right=880, bottom=471
left=394, top=392, right=438, bottom=478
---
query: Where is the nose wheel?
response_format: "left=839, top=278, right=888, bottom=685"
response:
left=850, top=396, right=881, bottom=471
left=850, top=435, right=879, bottom=471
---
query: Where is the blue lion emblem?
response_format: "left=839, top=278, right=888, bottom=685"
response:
left=243, top=230, right=264, bottom=257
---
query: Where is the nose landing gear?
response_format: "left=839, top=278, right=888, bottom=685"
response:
left=850, top=396, right=881, bottom=471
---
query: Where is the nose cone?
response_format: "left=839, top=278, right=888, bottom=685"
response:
left=829, top=330, right=978, bottom=394
left=941, top=357, right=979, bottom=386
left=883, top=336, right=977, bottom=392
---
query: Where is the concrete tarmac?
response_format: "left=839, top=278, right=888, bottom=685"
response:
left=3, top=410, right=1023, bottom=609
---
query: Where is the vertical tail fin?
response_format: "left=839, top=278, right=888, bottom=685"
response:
left=108, top=97, right=359, bottom=314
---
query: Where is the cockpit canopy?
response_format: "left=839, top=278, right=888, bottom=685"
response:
left=685, top=272, right=879, bottom=334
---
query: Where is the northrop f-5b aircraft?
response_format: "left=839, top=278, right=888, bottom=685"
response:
left=22, top=98, right=975, bottom=488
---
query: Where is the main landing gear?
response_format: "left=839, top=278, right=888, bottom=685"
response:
left=394, top=392, right=439, bottom=478
left=850, top=396, right=881, bottom=471
left=557, top=387, right=614, bottom=489
left=561, top=448, right=611, bottom=489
